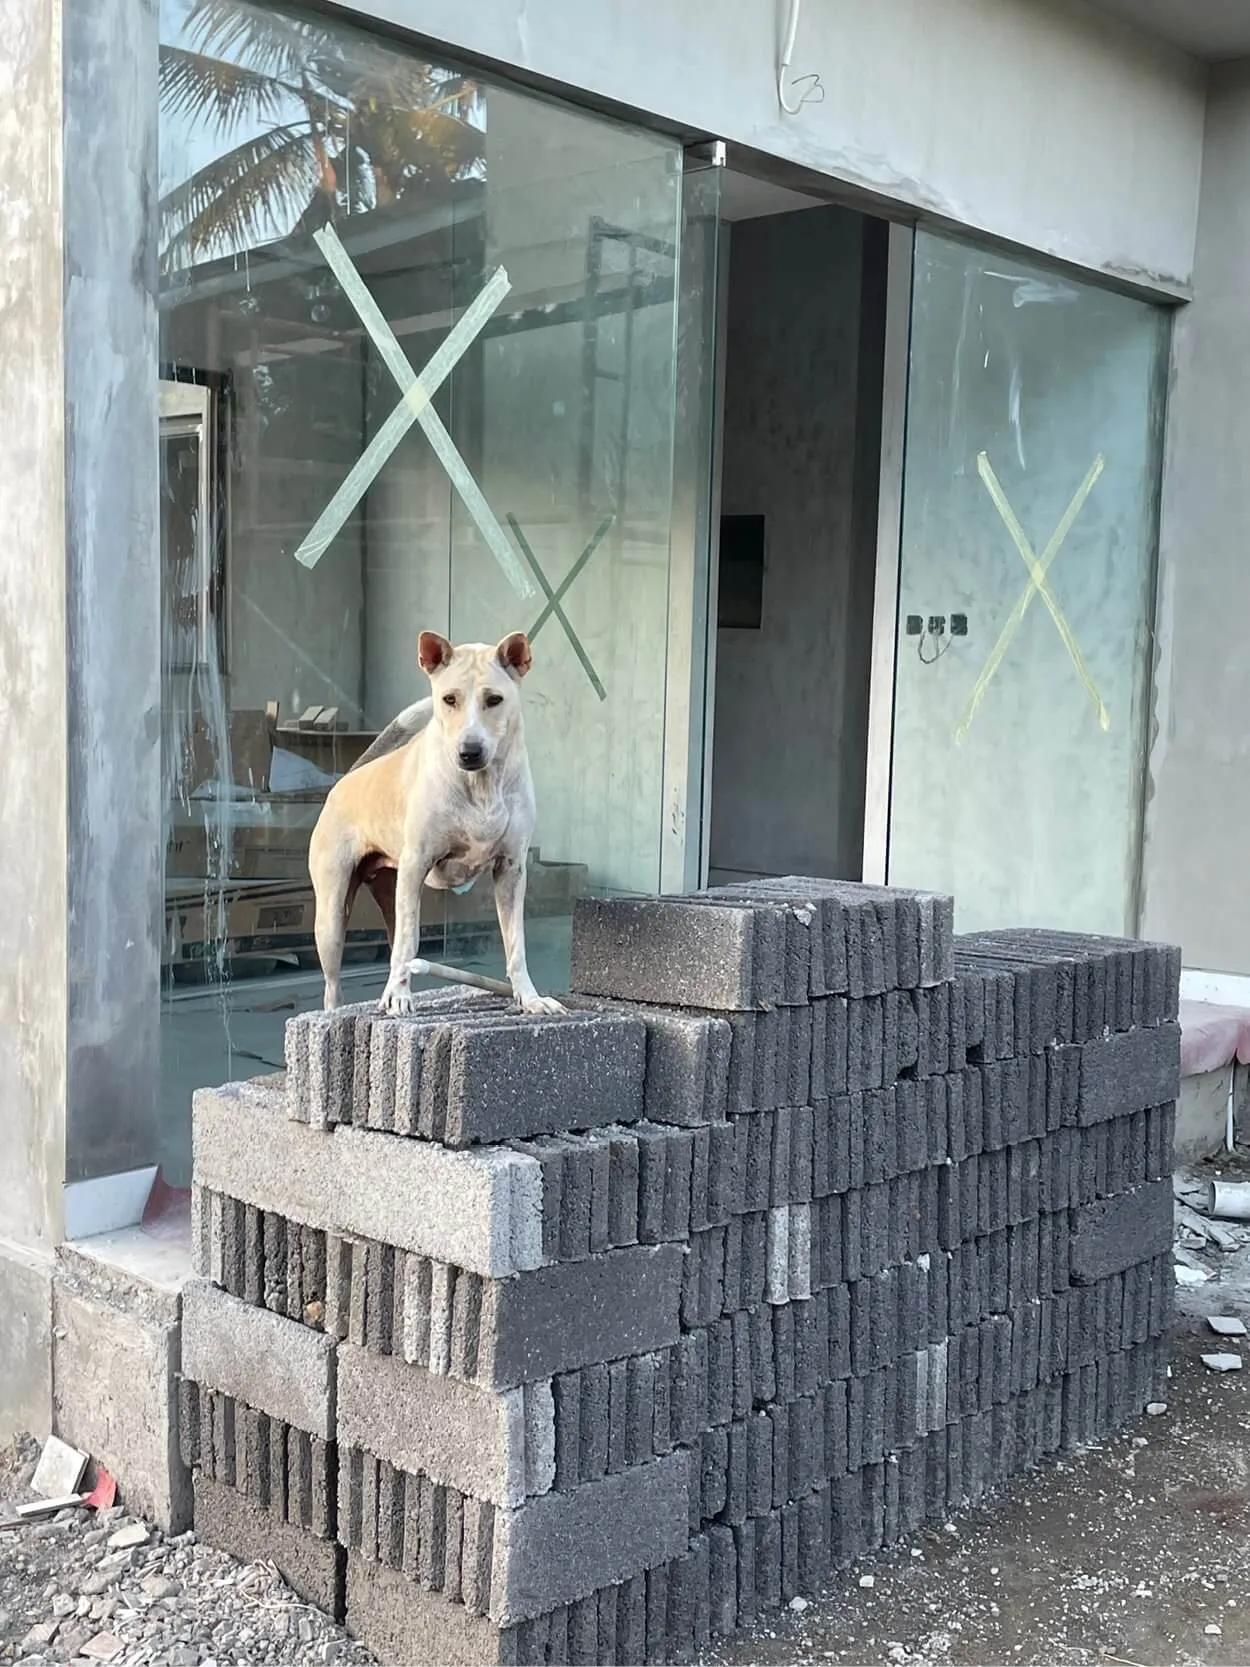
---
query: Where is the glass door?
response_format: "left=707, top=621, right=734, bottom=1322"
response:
left=886, top=232, right=1169, bottom=935
left=156, top=0, right=720, bottom=1181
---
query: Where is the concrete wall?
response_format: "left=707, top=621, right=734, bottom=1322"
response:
left=1143, top=61, right=1250, bottom=973
left=64, top=0, right=164, bottom=1187
left=709, top=207, right=879, bottom=881
left=341, top=0, right=1206, bottom=294
left=0, top=0, right=68, bottom=1437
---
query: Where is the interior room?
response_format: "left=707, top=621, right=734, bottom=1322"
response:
left=706, top=175, right=889, bottom=888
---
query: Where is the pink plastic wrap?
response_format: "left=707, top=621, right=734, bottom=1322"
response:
left=1179, top=999, right=1250, bottom=1077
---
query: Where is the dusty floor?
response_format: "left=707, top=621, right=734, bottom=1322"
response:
left=711, top=1318, right=1249, bottom=1667
left=713, top=1157, right=1250, bottom=1667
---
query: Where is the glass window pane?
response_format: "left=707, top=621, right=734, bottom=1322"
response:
left=888, top=232, right=1169, bottom=935
left=157, top=0, right=686, bottom=1183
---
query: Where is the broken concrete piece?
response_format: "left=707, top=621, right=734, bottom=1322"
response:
left=31, top=1435, right=88, bottom=1500
left=1206, top=1315, right=1248, bottom=1337
left=1174, top=1263, right=1210, bottom=1287
left=1200, top=1352, right=1243, bottom=1372
left=15, top=1494, right=86, bottom=1518
left=1145, top=1402, right=1168, bottom=1415
left=106, top=1521, right=149, bottom=1549
left=80, top=1634, right=125, bottom=1663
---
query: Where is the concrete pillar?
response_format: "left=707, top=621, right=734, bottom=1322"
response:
left=1143, top=62, right=1250, bottom=974
left=0, top=0, right=70, bottom=1440
left=0, top=0, right=161, bottom=1442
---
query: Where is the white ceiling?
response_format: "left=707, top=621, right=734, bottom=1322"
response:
left=1088, top=0, right=1250, bottom=60
left=717, top=170, right=825, bottom=223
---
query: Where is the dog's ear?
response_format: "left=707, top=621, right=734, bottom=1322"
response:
left=418, top=631, right=453, bottom=675
left=495, top=632, right=532, bottom=680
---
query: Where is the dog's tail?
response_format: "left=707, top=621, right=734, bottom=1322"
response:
left=348, top=697, right=433, bottom=773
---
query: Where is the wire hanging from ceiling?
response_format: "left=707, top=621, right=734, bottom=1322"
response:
left=777, top=0, right=825, bottom=115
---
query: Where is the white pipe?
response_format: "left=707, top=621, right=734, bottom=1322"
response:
left=408, top=957, right=512, bottom=999
left=1208, top=1180, right=1250, bottom=1221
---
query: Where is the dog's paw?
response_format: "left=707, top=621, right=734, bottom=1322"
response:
left=517, top=992, right=566, bottom=1016
left=379, top=978, right=414, bottom=1016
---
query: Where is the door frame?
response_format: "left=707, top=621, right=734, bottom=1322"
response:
left=861, top=221, right=915, bottom=885
left=660, top=141, right=730, bottom=894
left=674, top=148, right=914, bottom=894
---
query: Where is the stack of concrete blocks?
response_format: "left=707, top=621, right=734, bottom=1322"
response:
left=178, top=879, right=1180, bottom=1665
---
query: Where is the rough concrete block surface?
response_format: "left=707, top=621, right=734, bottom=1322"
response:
left=473, top=1244, right=685, bottom=1390
left=1070, top=1178, right=1175, bottom=1284
left=490, top=1451, right=690, bottom=1624
left=182, top=1279, right=336, bottom=1441
left=337, top=1342, right=551, bottom=1507
left=438, top=1011, right=646, bottom=1146
left=196, top=1475, right=345, bottom=1618
left=570, top=896, right=766, bottom=1010
left=193, top=1077, right=542, bottom=1277
left=52, top=1246, right=189, bottom=1533
left=1078, top=1023, right=1181, bottom=1125
left=346, top=1555, right=520, bottom=1666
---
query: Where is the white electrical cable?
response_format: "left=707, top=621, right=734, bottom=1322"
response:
left=777, top=0, right=825, bottom=115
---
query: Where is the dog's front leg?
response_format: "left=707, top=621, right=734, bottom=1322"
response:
left=379, top=849, right=430, bottom=1015
left=494, top=854, right=564, bottom=1015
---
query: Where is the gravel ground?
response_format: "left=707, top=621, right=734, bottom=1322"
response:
left=0, top=1442, right=375, bottom=1667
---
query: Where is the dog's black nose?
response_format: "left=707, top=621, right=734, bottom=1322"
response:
left=458, top=744, right=485, bottom=770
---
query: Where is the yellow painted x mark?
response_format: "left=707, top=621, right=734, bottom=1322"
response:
left=954, top=450, right=1109, bottom=745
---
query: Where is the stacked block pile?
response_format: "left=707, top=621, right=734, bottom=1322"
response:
left=179, top=879, right=1181, bottom=1665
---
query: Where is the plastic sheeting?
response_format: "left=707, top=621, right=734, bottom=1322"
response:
left=1179, top=999, right=1250, bottom=1077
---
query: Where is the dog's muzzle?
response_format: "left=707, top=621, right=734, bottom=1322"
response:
left=458, top=744, right=487, bottom=772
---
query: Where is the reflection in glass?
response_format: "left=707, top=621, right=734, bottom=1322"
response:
left=157, top=0, right=686, bottom=1181
left=888, top=234, right=1168, bottom=936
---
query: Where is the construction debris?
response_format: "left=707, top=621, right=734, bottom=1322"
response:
left=1200, top=1352, right=1244, bottom=1372
left=1207, top=1315, right=1248, bottom=1337
left=30, top=1435, right=88, bottom=1501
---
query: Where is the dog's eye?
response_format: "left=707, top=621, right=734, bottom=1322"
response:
left=442, top=692, right=457, bottom=707
left=483, top=693, right=504, bottom=709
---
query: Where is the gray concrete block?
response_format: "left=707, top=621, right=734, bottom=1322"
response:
left=1078, top=1023, right=1181, bottom=1126
left=632, top=1004, right=734, bottom=1127
left=337, top=1342, right=551, bottom=1508
left=571, top=896, right=773, bottom=1009
left=708, top=1523, right=737, bottom=1637
left=346, top=1553, right=520, bottom=1667
left=587, top=1135, right=613, bottom=1255
left=194, top=1077, right=543, bottom=1278
left=578, top=1361, right=610, bottom=1483
left=439, top=1010, right=647, bottom=1147
left=741, top=1210, right=768, bottom=1308
left=605, top=1126, right=641, bottom=1249
left=556, top=1135, right=593, bottom=1262
left=197, top=1474, right=344, bottom=1619
left=1070, top=1179, right=1174, bottom=1285
left=472, top=1243, right=685, bottom=1390
left=182, top=1279, right=336, bottom=1441
left=755, top=1510, right=782, bottom=1614
left=635, top=1123, right=676, bottom=1244
left=490, top=1450, right=690, bottom=1625
left=616, top=1573, right=647, bottom=1664
left=708, top=1119, right=743, bottom=1224
left=748, top=1411, right=773, bottom=1516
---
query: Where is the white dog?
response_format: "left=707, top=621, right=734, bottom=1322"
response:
left=308, top=630, right=563, bottom=1016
